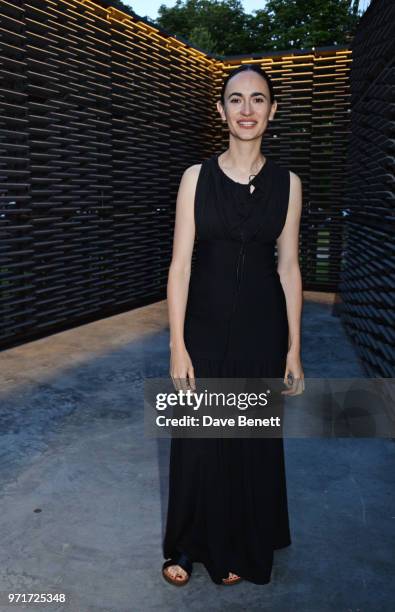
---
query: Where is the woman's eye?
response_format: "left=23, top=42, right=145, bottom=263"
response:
left=230, top=97, right=264, bottom=103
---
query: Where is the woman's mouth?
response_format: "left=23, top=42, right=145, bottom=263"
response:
left=237, top=121, right=257, bottom=129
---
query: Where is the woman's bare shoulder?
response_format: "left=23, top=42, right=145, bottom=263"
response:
left=176, top=164, right=203, bottom=208
left=183, top=163, right=203, bottom=178
left=179, top=163, right=203, bottom=192
left=289, top=170, right=302, bottom=187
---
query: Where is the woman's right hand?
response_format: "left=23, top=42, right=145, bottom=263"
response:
left=170, top=345, right=196, bottom=392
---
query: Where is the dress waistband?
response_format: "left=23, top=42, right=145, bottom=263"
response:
left=196, top=238, right=274, bottom=251
left=194, top=238, right=277, bottom=276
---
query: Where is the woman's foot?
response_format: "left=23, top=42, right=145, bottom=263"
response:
left=163, top=564, right=188, bottom=583
left=162, top=552, right=193, bottom=586
left=222, top=572, right=242, bottom=585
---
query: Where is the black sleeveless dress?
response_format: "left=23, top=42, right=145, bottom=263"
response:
left=163, top=152, right=292, bottom=585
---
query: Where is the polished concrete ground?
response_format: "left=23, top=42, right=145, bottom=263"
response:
left=0, top=295, right=394, bottom=612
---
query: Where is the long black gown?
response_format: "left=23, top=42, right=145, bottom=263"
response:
left=163, top=151, right=292, bottom=585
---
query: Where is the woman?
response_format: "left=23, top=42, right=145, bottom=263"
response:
left=162, top=64, right=304, bottom=586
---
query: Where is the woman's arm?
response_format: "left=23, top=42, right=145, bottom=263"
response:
left=167, top=163, right=201, bottom=389
left=276, top=171, right=304, bottom=391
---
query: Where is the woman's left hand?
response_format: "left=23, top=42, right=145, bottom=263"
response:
left=282, top=350, right=305, bottom=395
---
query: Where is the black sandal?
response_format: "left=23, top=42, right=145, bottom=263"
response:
left=162, top=552, right=193, bottom=586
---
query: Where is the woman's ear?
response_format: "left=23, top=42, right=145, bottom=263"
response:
left=269, top=100, right=278, bottom=121
left=217, top=100, right=226, bottom=122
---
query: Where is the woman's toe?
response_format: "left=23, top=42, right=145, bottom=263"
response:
left=222, top=571, right=241, bottom=583
left=170, top=565, right=186, bottom=580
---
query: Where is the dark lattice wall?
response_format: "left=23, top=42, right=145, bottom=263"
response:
left=0, top=0, right=352, bottom=349
left=0, top=0, right=215, bottom=349
left=339, top=0, right=395, bottom=377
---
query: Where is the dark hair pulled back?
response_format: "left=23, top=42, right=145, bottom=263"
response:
left=220, top=64, right=276, bottom=106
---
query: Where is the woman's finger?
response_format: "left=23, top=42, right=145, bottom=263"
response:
left=188, top=369, right=196, bottom=392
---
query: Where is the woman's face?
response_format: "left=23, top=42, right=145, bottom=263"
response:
left=217, top=70, right=277, bottom=140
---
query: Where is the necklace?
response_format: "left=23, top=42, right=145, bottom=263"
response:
left=218, top=153, right=266, bottom=185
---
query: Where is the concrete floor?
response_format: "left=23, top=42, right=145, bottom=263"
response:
left=0, top=295, right=394, bottom=612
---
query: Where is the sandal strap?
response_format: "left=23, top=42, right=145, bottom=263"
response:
left=163, top=552, right=193, bottom=576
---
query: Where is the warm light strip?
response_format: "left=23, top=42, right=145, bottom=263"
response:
left=0, top=54, right=24, bottom=68
left=73, top=0, right=212, bottom=61
left=0, top=0, right=25, bottom=11
left=0, top=26, right=24, bottom=40
left=282, top=54, right=315, bottom=60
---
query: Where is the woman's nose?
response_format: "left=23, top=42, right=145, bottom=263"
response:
left=241, top=102, right=253, bottom=115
